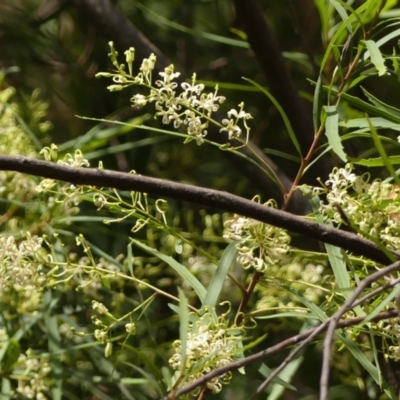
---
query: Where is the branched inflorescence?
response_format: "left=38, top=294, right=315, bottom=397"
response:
left=169, top=309, right=243, bottom=395
left=96, top=42, right=252, bottom=146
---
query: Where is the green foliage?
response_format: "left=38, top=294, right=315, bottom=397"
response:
left=4, top=1, right=400, bottom=399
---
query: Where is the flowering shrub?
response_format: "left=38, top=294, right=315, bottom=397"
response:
left=3, top=2, right=400, bottom=397
left=316, top=163, right=400, bottom=251
left=169, top=310, right=243, bottom=395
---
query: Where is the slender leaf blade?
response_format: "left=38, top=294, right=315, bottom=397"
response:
left=362, top=40, right=387, bottom=76
left=131, top=239, right=207, bottom=302
left=203, top=242, right=237, bottom=307
left=324, top=105, right=347, bottom=162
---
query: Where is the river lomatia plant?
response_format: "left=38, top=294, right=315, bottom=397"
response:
left=4, top=1, right=400, bottom=399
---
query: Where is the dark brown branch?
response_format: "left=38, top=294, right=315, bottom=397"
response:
left=0, top=154, right=397, bottom=265
left=164, top=307, right=399, bottom=399
left=72, top=0, right=310, bottom=214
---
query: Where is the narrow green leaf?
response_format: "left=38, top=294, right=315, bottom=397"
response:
left=263, top=148, right=300, bottom=162
left=137, top=2, right=249, bottom=48
left=313, top=75, right=323, bottom=131
left=0, top=339, right=21, bottom=371
left=351, top=155, right=400, bottom=167
left=127, top=243, right=134, bottom=276
left=7, top=105, right=43, bottom=151
left=203, top=242, right=237, bottom=307
left=101, top=277, right=111, bottom=289
left=323, top=105, right=347, bottom=162
left=307, top=194, right=364, bottom=316
left=362, top=284, right=400, bottom=325
left=178, top=288, right=189, bottom=372
left=361, top=87, right=400, bottom=120
left=340, top=117, right=400, bottom=130
left=131, top=239, right=207, bottom=302
left=123, top=362, right=163, bottom=397
left=363, top=28, right=400, bottom=60
left=259, top=363, right=297, bottom=391
left=161, top=366, right=173, bottom=391
left=267, top=356, right=303, bottom=400
left=329, top=0, right=352, bottom=33
left=314, top=0, right=330, bottom=39
left=120, top=378, right=149, bottom=385
left=362, top=40, right=387, bottom=76
left=1, top=378, right=11, bottom=400
left=318, top=85, right=400, bottom=123
left=274, top=283, right=327, bottom=322
left=319, top=1, right=371, bottom=72
left=339, top=334, right=395, bottom=398
left=255, top=311, right=319, bottom=320
left=368, top=117, right=400, bottom=185
left=243, top=78, right=303, bottom=158
left=43, top=290, right=63, bottom=400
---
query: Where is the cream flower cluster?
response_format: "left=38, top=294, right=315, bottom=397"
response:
left=256, top=258, right=326, bottom=310
left=96, top=42, right=252, bottom=146
left=0, top=234, right=47, bottom=312
left=224, top=201, right=291, bottom=272
left=373, top=316, right=400, bottom=361
left=36, top=145, right=90, bottom=211
left=169, top=312, right=241, bottom=394
left=318, top=163, right=400, bottom=250
left=15, top=350, right=51, bottom=399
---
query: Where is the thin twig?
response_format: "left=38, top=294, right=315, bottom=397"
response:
left=319, top=261, right=400, bottom=400
left=283, top=4, right=382, bottom=210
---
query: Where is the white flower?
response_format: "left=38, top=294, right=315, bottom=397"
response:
left=131, top=94, right=147, bottom=107
left=220, top=118, right=242, bottom=139
left=92, top=301, right=109, bottom=315
left=227, top=108, right=251, bottom=120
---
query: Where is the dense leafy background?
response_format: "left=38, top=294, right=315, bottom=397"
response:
left=2, top=0, right=400, bottom=399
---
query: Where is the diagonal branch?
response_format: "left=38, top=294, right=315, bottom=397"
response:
left=0, top=154, right=397, bottom=265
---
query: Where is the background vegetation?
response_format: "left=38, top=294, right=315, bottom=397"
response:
left=2, top=0, right=400, bottom=399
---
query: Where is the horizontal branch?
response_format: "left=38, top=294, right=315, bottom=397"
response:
left=0, top=154, right=397, bottom=265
